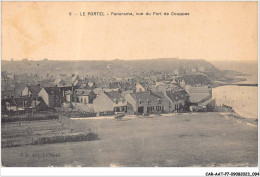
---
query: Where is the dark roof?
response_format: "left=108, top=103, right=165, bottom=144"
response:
left=105, top=91, right=124, bottom=102
left=109, top=82, right=121, bottom=89
left=28, top=84, right=41, bottom=96
left=139, top=83, right=149, bottom=89
left=43, top=87, right=60, bottom=95
left=152, top=92, right=169, bottom=101
left=2, top=89, right=17, bottom=98
left=166, top=90, right=189, bottom=102
left=129, top=91, right=161, bottom=102
left=58, top=86, right=73, bottom=92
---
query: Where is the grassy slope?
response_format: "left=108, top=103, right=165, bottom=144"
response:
left=1, top=112, right=258, bottom=167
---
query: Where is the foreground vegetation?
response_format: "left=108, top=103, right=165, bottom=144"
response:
left=1, top=112, right=257, bottom=167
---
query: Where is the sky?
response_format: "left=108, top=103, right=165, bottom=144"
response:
left=1, top=1, right=258, bottom=62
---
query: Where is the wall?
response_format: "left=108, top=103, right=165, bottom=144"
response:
left=38, top=89, right=49, bottom=106
left=93, top=93, right=114, bottom=112
left=21, top=87, right=30, bottom=97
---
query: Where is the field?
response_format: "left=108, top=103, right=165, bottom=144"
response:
left=1, top=112, right=258, bottom=167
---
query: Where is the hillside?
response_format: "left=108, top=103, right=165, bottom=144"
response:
left=1, top=58, right=218, bottom=76
left=2, top=58, right=249, bottom=87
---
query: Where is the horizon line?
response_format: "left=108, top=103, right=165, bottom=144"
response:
left=1, top=58, right=257, bottom=62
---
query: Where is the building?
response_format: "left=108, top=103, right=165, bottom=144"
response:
left=13, top=97, right=32, bottom=112
left=75, top=89, right=96, bottom=104
left=58, top=85, right=74, bottom=103
left=186, top=85, right=214, bottom=111
left=189, top=92, right=215, bottom=112
left=152, top=91, right=172, bottom=113
left=124, top=91, right=165, bottom=114
left=136, top=83, right=150, bottom=92
left=21, top=84, right=41, bottom=98
left=93, top=91, right=128, bottom=116
left=38, top=87, right=61, bottom=107
left=166, top=90, right=189, bottom=112
left=2, top=98, right=17, bottom=113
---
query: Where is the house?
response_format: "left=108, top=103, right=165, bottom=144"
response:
left=166, top=90, right=189, bottom=112
left=21, top=84, right=41, bottom=98
left=13, top=97, right=32, bottom=112
left=2, top=98, right=17, bottom=114
left=30, top=97, right=48, bottom=111
left=136, top=83, right=150, bottom=92
left=79, top=82, right=97, bottom=90
left=75, top=89, right=96, bottom=104
left=58, top=85, right=74, bottom=103
left=1, top=96, right=33, bottom=114
left=152, top=91, right=172, bottom=113
left=93, top=91, right=128, bottom=116
left=189, top=92, right=215, bottom=112
left=64, top=90, right=74, bottom=103
left=124, top=91, right=165, bottom=114
left=38, top=87, right=61, bottom=107
left=187, top=86, right=214, bottom=111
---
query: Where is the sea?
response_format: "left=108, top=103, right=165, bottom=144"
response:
left=212, top=85, right=258, bottom=119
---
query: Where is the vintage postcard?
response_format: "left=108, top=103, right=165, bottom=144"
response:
left=1, top=0, right=258, bottom=174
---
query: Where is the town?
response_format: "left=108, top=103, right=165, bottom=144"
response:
left=1, top=62, right=215, bottom=119
left=1, top=58, right=257, bottom=167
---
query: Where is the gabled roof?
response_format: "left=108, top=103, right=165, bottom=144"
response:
left=43, top=87, right=60, bottom=95
left=129, top=91, right=161, bottom=103
left=121, top=90, right=134, bottom=97
left=104, top=91, right=124, bottom=103
left=166, top=90, right=189, bottom=102
left=189, top=93, right=211, bottom=103
left=152, top=92, right=169, bottom=101
left=58, top=85, right=73, bottom=91
left=28, top=84, right=41, bottom=96
left=109, top=82, right=121, bottom=89
left=71, top=75, right=79, bottom=82
left=138, top=83, right=149, bottom=89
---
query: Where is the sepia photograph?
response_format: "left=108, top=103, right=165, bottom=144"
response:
left=0, top=0, right=258, bottom=174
